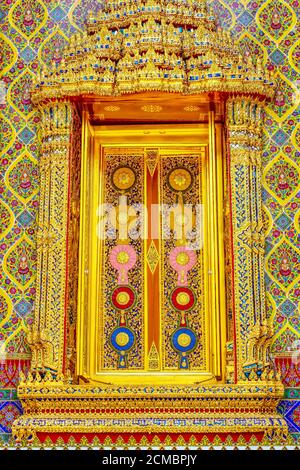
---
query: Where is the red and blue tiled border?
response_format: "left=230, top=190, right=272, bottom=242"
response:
left=277, top=389, right=300, bottom=441
left=0, top=390, right=23, bottom=442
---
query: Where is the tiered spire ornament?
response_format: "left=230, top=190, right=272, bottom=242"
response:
left=32, top=0, right=274, bottom=104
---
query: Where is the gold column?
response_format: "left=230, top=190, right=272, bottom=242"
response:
left=27, top=100, right=76, bottom=376
left=226, top=98, right=273, bottom=381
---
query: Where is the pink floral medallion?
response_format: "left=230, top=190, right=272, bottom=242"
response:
left=109, top=244, right=137, bottom=284
left=169, top=246, right=197, bottom=286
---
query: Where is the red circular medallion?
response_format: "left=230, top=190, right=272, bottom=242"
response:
left=111, top=286, right=136, bottom=310
left=170, top=287, right=195, bottom=311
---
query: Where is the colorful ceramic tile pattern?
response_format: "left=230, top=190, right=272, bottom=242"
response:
left=0, top=400, right=22, bottom=433
left=278, top=399, right=300, bottom=434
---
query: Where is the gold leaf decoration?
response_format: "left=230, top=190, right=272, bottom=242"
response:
left=146, top=241, right=159, bottom=274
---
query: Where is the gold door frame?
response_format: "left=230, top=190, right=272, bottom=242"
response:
left=19, top=0, right=279, bottom=401
left=14, top=99, right=286, bottom=443
left=25, top=97, right=276, bottom=386
left=77, top=115, right=226, bottom=384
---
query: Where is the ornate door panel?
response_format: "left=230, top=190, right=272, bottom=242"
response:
left=160, top=151, right=206, bottom=372
left=78, top=124, right=225, bottom=384
left=100, top=148, right=145, bottom=371
left=96, top=145, right=208, bottom=378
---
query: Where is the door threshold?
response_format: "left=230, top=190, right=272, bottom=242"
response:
left=84, top=372, right=217, bottom=386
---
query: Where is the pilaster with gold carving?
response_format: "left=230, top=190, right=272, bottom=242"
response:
left=226, top=98, right=273, bottom=382
left=28, top=100, right=77, bottom=376
left=66, top=108, right=82, bottom=377
left=248, top=103, right=272, bottom=370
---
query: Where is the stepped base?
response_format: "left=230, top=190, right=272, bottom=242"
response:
left=12, top=381, right=288, bottom=445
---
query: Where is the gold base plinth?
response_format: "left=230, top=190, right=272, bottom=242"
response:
left=13, top=381, right=287, bottom=443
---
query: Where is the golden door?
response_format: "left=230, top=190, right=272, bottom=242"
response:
left=77, top=123, right=226, bottom=385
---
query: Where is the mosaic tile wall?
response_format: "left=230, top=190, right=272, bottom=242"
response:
left=0, top=0, right=299, bottom=437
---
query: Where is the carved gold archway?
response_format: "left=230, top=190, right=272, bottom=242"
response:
left=13, top=1, right=287, bottom=444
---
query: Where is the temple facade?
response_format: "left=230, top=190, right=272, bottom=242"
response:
left=0, top=0, right=299, bottom=449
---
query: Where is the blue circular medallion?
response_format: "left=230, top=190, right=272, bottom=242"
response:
left=110, top=327, right=135, bottom=352
left=171, top=328, right=197, bottom=353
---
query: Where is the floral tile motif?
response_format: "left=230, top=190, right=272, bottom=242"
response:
left=0, top=360, right=31, bottom=389
left=264, top=154, right=300, bottom=204
left=267, top=238, right=300, bottom=291
left=275, top=357, right=300, bottom=387
left=9, top=0, right=48, bottom=40
left=257, top=0, right=297, bottom=44
left=0, top=401, right=22, bottom=433
left=277, top=399, right=300, bottom=434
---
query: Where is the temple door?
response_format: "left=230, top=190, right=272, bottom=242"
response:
left=95, top=144, right=210, bottom=383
